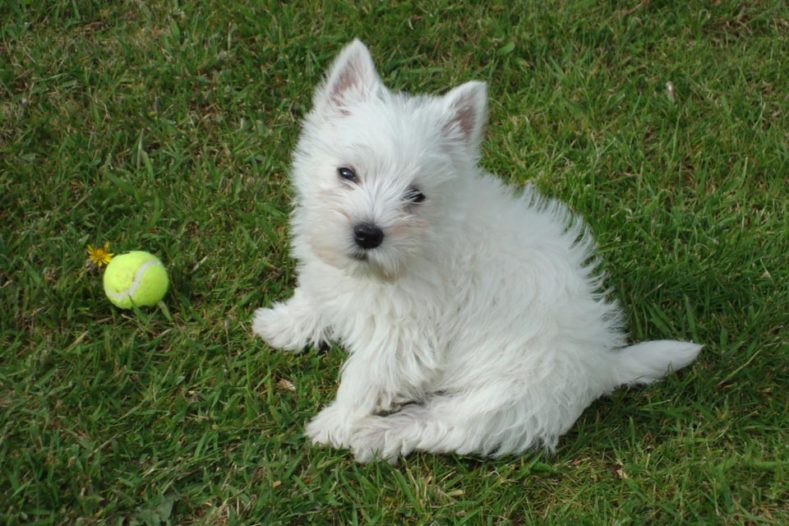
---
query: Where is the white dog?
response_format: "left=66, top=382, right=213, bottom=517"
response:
left=253, top=40, right=702, bottom=463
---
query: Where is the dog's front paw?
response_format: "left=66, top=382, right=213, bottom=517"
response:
left=252, top=306, right=307, bottom=352
left=350, top=416, right=402, bottom=463
left=305, top=404, right=357, bottom=448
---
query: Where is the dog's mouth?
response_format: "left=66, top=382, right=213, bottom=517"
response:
left=344, top=249, right=404, bottom=282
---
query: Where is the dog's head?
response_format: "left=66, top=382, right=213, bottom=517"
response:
left=291, top=40, right=487, bottom=280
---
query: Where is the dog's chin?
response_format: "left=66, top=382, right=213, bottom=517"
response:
left=330, top=250, right=403, bottom=282
left=348, top=252, right=401, bottom=281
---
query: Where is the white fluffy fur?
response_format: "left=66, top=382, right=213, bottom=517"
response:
left=253, top=40, right=702, bottom=463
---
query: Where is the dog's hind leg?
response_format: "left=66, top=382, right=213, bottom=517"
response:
left=350, top=388, right=560, bottom=463
left=350, top=401, right=462, bottom=463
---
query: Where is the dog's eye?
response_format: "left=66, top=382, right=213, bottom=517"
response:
left=337, top=167, right=358, bottom=183
left=405, top=186, right=426, bottom=203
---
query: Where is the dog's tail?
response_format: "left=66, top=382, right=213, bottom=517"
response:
left=613, top=340, right=702, bottom=386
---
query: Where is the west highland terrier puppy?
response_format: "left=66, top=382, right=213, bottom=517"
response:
left=253, top=40, right=702, bottom=462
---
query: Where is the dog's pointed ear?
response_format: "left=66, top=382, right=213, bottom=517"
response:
left=441, top=81, right=488, bottom=156
left=316, top=39, right=383, bottom=115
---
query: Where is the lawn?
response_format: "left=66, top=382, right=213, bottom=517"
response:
left=2, top=0, right=787, bottom=524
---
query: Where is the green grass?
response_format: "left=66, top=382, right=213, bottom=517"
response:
left=2, top=0, right=787, bottom=524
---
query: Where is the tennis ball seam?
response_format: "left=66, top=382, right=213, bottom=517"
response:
left=105, top=260, right=164, bottom=302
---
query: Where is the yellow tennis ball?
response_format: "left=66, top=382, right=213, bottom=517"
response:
left=103, top=251, right=169, bottom=309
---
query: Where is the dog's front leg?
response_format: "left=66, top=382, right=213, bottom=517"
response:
left=306, top=333, right=436, bottom=449
left=252, top=287, right=327, bottom=352
left=305, top=352, right=399, bottom=448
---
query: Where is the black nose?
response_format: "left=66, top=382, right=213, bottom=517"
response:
left=353, top=222, right=384, bottom=250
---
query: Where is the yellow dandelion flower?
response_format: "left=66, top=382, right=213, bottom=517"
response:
left=87, top=242, right=113, bottom=267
